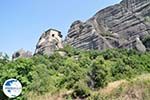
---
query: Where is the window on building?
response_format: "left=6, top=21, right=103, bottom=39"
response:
left=52, top=34, right=55, bottom=37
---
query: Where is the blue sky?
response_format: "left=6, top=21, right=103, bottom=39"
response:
left=0, top=0, right=121, bottom=56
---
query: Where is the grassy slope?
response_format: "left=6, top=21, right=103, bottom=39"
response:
left=27, top=74, right=150, bottom=100
left=90, top=74, right=150, bottom=100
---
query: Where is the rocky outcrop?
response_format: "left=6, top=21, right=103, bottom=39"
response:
left=12, top=49, right=32, bottom=59
left=35, top=29, right=63, bottom=55
left=65, top=0, right=150, bottom=51
left=119, top=35, right=146, bottom=52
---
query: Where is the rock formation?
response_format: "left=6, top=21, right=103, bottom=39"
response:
left=65, top=0, right=150, bottom=52
left=12, top=49, right=32, bottom=59
left=35, top=29, right=63, bottom=55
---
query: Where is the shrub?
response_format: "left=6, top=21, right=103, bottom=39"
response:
left=72, top=80, right=91, bottom=99
left=144, top=16, right=150, bottom=23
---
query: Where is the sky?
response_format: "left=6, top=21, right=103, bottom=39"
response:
left=0, top=0, right=121, bottom=56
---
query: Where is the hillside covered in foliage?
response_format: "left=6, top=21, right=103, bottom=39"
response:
left=0, top=45, right=150, bottom=100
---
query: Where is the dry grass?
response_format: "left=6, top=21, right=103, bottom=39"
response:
left=27, top=92, right=63, bottom=100
left=27, top=90, right=73, bottom=100
left=102, top=74, right=150, bottom=100
left=99, top=80, right=127, bottom=95
left=27, top=74, right=150, bottom=100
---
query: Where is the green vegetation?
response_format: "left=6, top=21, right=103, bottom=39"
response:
left=0, top=45, right=150, bottom=100
left=101, top=31, right=112, bottom=36
left=144, top=16, right=150, bottom=23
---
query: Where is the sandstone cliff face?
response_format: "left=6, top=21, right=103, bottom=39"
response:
left=35, top=29, right=63, bottom=55
left=65, top=0, right=150, bottom=52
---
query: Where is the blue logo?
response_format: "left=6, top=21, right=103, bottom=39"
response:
left=3, top=79, right=22, bottom=98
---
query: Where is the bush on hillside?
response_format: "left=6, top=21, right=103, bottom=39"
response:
left=0, top=46, right=150, bottom=99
